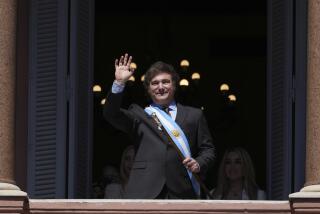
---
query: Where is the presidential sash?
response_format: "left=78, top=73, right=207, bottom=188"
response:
left=145, top=105, right=200, bottom=196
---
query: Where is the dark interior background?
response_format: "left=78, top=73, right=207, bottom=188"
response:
left=93, top=0, right=266, bottom=196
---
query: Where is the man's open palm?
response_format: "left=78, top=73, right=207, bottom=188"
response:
left=115, top=53, right=134, bottom=84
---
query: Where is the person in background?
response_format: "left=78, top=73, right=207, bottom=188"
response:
left=119, top=145, right=135, bottom=187
left=211, top=147, right=266, bottom=200
left=92, top=164, right=120, bottom=198
left=104, top=145, right=136, bottom=199
left=103, top=164, right=121, bottom=199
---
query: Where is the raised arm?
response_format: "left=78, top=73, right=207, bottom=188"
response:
left=103, top=53, right=136, bottom=135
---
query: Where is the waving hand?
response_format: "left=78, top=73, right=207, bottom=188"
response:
left=114, top=53, right=135, bottom=85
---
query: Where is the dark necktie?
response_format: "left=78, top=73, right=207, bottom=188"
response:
left=162, top=107, right=170, bottom=116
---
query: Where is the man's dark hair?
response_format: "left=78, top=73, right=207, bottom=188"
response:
left=143, top=61, right=180, bottom=91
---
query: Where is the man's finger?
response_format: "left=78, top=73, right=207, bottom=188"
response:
left=183, top=157, right=192, bottom=164
left=127, top=56, right=132, bottom=67
left=187, top=161, right=195, bottom=168
left=123, top=53, right=128, bottom=65
left=191, top=166, right=199, bottom=173
left=129, top=68, right=135, bottom=73
left=119, top=55, right=124, bottom=65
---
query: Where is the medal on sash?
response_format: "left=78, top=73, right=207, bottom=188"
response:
left=172, top=130, right=180, bottom=137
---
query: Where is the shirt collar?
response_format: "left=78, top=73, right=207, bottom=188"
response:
left=151, top=101, right=176, bottom=111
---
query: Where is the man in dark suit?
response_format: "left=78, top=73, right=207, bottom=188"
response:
left=104, top=53, right=215, bottom=199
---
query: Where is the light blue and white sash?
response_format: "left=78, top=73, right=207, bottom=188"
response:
left=145, top=105, right=200, bottom=196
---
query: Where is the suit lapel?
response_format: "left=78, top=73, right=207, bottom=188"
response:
left=132, top=105, right=169, bottom=143
left=175, top=103, right=187, bottom=127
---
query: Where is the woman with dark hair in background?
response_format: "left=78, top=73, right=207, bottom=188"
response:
left=104, top=145, right=135, bottom=199
left=119, top=145, right=135, bottom=187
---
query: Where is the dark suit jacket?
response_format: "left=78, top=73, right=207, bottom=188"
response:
left=104, top=91, right=215, bottom=199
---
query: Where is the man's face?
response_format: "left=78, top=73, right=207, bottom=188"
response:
left=148, top=72, right=175, bottom=106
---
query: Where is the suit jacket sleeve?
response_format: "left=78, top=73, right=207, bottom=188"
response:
left=103, top=91, right=137, bottom=136
left=194, top=111, right=216, bottom=175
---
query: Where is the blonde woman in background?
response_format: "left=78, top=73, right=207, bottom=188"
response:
left=211, top=147, right=266, bottom=200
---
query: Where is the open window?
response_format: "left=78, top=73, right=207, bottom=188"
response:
left=93, top=0, right=267, bottom=199
left=21, top=0, right=306, bottom=199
